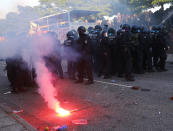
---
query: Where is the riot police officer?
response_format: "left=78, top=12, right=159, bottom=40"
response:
left=131, top=25, right=144, bottom=74
left=151, top=26, right=168, bottom=71
left=71, top=29, right=79, bottom=40
left=89, top=25, right=102, bottom=73
left=88, top=27, right=94, bottom=35
left=103, top=24, right=109, bottom=32
left=75, top=26, right=93, bottom=84
left=98, top=30, right=111, bottom=78
left=63, top=31, right=76, bottom=80
left=108, top=28, right=117, bottom=75
left=140, top=29, right=154, bottom=72
left=116, top=24, right=135, bottom=81
left=6, top=56, right=28, bottom=93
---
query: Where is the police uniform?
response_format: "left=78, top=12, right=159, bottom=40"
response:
left=116, top=25, right=135, bottom=81
left=108, top=28, right=117, bottom=75
left=152, top=27, right=168, bottom=71
left=75, top=26, right=93, bottom=84
left=63, top=31, right=76, bottom=79
left=131, top=26, right=144, bottom=74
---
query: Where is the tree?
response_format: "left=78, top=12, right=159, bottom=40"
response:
left=152, top=0, right=173, bottom=5
left=38, top=0, right=112, bottom=16
left=152, top=0, right=173, bottom=10
left=38, top=0, right=70, bottom=16
left=120, top=0, right=172, bottom=14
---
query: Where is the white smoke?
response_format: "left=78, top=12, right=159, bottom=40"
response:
left=35, top=59, right=59, bottom=110
left=0, top=0, right=39, bottom=19
left=0, top=33, right=61, bottom=111
left=30, top=34, right=61, bottom=110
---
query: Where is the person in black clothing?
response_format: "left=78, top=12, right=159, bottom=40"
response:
left=89, top=25, right=102, bottom=73
left=5, top=33, right=33, bottom=93
left=140, top=29, right=154, bottom=72
left=116, top=24, right=135, bottom=81
left=88, top=26, right=96, bottom=71
left=88, top=27, right=94, bottom=35
left=75, top=26, right=94, bottom=85
left=6, top=57, right=29, bottom=93
left=71, top=29, right=79, bottom=40
left=151, top=26, right=168, bottom=71
left=6, top=58, right=18, bottom=92
left=63, top=31, right=76, bottom=80
left=98, top=30, right=111, bottom=78
left=131, top=25, right=144, bottom=74
left=108, top=28, right=117, bottom=75
left=103, top=24, right=109, bottom=32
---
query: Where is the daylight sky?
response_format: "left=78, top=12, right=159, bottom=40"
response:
left=0, top=0, right=172, bottom=19
left=148, top=3, right=172, bottom=13
left=0, top=0, right=39, bottom=18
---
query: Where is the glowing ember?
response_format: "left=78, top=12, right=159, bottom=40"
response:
left=54, top=102, right=70, bottom=117
left=56, top=107, right=71, bottom=117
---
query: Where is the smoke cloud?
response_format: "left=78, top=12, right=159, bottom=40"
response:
left=29, top=34, right=60, bottom=110
left=0, top=0, right=39, bottom=18
left=0, top=33, right=62, bottom=111
left=35, top=60, right=59, bottom=110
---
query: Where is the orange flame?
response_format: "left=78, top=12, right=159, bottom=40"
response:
left=56, top=108, right=71, bottom=117
left=55, top=103, right=71, bottom=117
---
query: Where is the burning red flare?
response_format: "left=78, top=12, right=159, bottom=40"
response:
left=56, top=108, right=71, bottom=117
left=55, top=103, right=71, bottom=117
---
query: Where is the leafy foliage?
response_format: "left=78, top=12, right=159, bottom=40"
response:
left=152, top=0, right=173, bottom=5
left=0, top=0, right=172, bottom=35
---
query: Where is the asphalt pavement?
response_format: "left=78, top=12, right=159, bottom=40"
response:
left=0, top=57, right=173, bottom=131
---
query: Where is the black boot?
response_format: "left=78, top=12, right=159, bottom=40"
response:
left=155, top=67, right=162, bottom=72
left=160, top=68, right=168, bottom=72
left=125, top=75, right=135, bottom=81
left=85, top=80, right=94, bottom=85
left=75, top=79, right=83, bottom=83
left=148, top=68, right=155, bottom=73
left=104, top=75, right=111, bottom=79
left=118, top=74, right=124, bottom=78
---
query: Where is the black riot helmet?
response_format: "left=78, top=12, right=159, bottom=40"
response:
left=108, top=28, right=116, bottom=35
left=95, top=25, right=102, bottom=32
left=67, top=31, right=74, bottom=39
left=101, top=30, right=108, bottom=38
left=122, top=24, right=131, bottom=32
left=78, top=26, right=86, bottom=35
left=140, top=26, right=144, bottom=33
left=131, top=25, right=138, bottom=33
left=142, top=28, right=150, bottom=34
left=71, top=29, right=78, bottom=40
left=152, top=26, right=157, bottom=32
left=156, top=25, right=162, bottom=31
left=152, top=25, right=161, bottom=33
left=88, top=26, right=94, bottom=34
